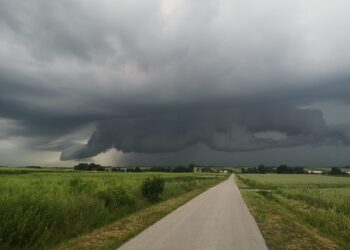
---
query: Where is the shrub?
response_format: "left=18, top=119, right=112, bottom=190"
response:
left=97, top=187, right=132, bottom=208
left=141, top=176, right=165, bottom=202
left=330, top=167, right=345, bottom=176
left=68, top=177, right=94, bottom=193
left=74, top=163, right=105, bottom=171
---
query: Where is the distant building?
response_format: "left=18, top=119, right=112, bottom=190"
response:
left=111, top=167, right=128, bottom=172
left=210, top=168, right=223, bottom=173
left=193, top=167, right=202, bottom=173
left=308, top=170, right=323, bottom=175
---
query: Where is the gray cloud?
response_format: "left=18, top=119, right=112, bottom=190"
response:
left=0, top=0, right=350, bottom=164
left=61, top=105, right=350, bottom=160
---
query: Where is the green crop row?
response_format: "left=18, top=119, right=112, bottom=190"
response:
left=238, top=173, right=350, bottom=249
left=0, top=172, right=223, bottom=250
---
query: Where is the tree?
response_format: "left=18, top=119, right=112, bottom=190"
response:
left=188, top=163, right=195, bottom=172
left=294, top=167, right=305, bottom=174
left=74, top=163, right=105, bottom=171
left=330, top=167, right=344, bottom=175
left=172, top=165, right=188, bottom=172
left=276, top=165, right=291, bottom=174
left=258, top=165, right=266, bottom=174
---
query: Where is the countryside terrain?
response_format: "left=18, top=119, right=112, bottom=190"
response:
left=119, top=175, right=267, bottom=250
left=1, top=166, right=350, bottom=250
left=237, top=174, right=350, bottom=250
left=0, top=167, right=226, bottom=250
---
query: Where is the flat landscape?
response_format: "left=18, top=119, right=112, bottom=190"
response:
left=237, top=174, right=350, bottom=250
left=2, top=1, right=350, bottom=250
left=119, top=175, right=266, bottom=250
left=0, top=168, right=226, bottom=250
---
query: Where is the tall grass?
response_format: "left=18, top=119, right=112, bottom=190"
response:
left=0, top=172, right=223, bottom=249
left=279, top=188, right=350, bottom=215
left=238, top=174, right=350, bottom=188
left=238, top=173, right=350, bottom=249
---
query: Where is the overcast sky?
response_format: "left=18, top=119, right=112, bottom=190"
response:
left=1, top=0, right=350, bottom=167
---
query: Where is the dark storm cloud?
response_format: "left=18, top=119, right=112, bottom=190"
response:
left=1, top=0, right=350, bottom=162
left=60, top=105, right=350, bottom=160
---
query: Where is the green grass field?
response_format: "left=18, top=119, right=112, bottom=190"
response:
left=239, top=173, right=350, bottom=188
left=237, top=174, right=350, bottom=250
left=0, top=168, right=225, bottom=250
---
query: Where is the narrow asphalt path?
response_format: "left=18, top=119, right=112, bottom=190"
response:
left=119, top=175, right=267, bottom=250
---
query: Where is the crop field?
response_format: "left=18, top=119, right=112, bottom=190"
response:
left=0, top=169, right=225, bottom=250
left=237, top=174, right=350, bottom=250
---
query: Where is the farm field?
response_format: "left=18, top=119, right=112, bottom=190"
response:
left=0, top=169, right=226, bottom=250
left=237, top=174, right=350, bottom=250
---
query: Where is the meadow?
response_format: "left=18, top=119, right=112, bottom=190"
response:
left=0, top=168, right=225, bottom=250
left=237, top=174, right=350, bottom=250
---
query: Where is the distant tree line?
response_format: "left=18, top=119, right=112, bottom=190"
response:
left=241, top=165, right=350, bottom=176
left=329, top=167, right=347, bottom=176
left=147, top=164, right=196, bottom=173
left=139, top=164, right=224, bottom=173
left=74, top=163, right=229, bottom=173
left=25, top=166, right=42, bottom=169
left=74, top=163, right=106, bottom=171
left=73, top=163, right=198, bottom=172
left=107, top=165, right=198, bottom=173
left=241, top=165, right=305, bottom=174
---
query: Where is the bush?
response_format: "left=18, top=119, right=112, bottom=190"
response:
left=74, top=163, right=105, bottom=171
left=68, top=177, right=94, bottom=193
left=141, top=176, right=165, bottom=202
left=97, top=187, right=132, bottom=208
left=330, top=167, right=345, bottom=176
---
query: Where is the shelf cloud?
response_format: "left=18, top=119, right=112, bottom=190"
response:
left=60, top=105, right=350, bottom=160
left=1, top=0, right=350, bottom=164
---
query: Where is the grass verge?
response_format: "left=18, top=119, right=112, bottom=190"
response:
left=241, top=191, right=338, bottom=250
left=236, top=174, right=349, bottom=250
left=0, top=172, right=225, bottom=249
left=55, top=179, right=224, bottom=250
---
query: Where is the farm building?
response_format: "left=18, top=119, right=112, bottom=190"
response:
left=308, top=170, right=323, bottom=175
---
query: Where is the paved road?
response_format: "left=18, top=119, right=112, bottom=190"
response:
left=119, top=175, right=267, bottom=250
